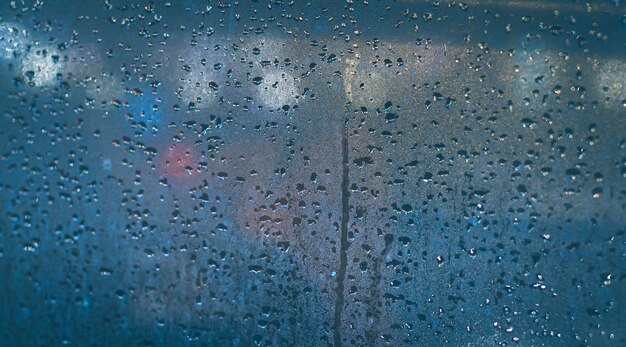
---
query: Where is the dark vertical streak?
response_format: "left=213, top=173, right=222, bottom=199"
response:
left=334, top=118, right=350, bottom=347
left=365, top=257, right=381, bottom=346
left=367, top=238, right=393, bottom=345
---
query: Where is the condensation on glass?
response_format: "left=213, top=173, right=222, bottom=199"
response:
left=0, top=1, right=624, bottom=346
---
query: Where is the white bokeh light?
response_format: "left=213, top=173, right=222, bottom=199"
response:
left=257, top=67, right=298, bottom=110
left=21, top=46, right=64, bottom=87
left=0, top=22, right=27, bottom=59
left=595, top=59, right=626, bottom=109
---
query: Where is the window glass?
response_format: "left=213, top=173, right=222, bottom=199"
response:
left=1, top=1, right=624, bottom=346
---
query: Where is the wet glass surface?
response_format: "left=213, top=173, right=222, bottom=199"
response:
left=0, top=1, right=625, bottom=346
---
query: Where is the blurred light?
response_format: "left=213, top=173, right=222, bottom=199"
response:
left=0, top=23, right=27, bottom=59
left=596, top=59, right=626, bottom=109
left=257, top=68, right=298, bottom=110
left=21, top=46, right=64, bottom=87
